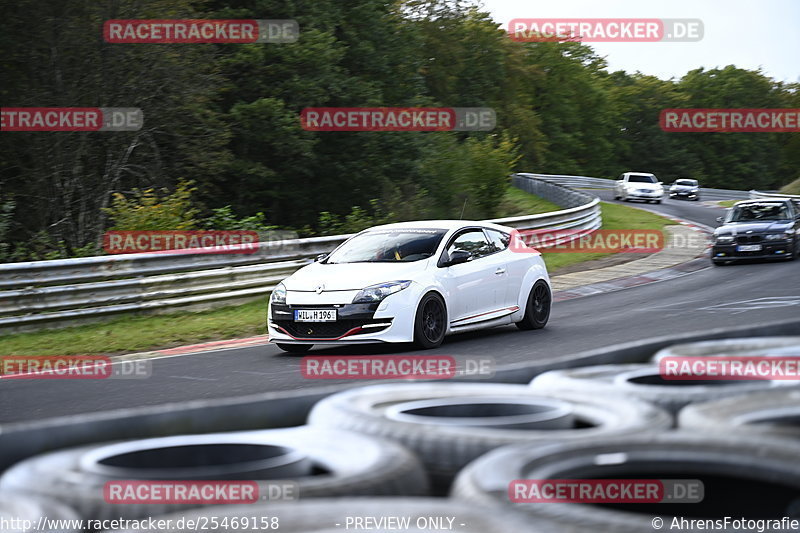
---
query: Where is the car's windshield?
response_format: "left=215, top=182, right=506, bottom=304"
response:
left=325, top=229, right=447, bottom=263
left=628, top=175, right=657, bottom=183
left=675, top=179, right=697, bottom=186
left=727, top=203, right=791, bottom=222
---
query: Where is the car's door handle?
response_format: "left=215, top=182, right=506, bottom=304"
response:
left=495, top=268, right=506, bottom=275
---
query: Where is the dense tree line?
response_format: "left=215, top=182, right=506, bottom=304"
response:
left=0, top=0, right=797, bottom=261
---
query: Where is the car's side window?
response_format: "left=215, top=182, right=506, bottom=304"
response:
left=447, top=229, right=493, bottom=260
left=486, top=229, right=510, bottom=251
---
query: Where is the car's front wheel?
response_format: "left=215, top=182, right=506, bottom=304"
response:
left=277, top=343, right=313, bottom=354
left=516, top=280, right=551, bottom=330
left=413, top=292, right=447, bottom=349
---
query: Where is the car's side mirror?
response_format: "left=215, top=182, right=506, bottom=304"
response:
left=445, top=250, right=471, bottom=266
left=315, top=253, right=328, bottom=262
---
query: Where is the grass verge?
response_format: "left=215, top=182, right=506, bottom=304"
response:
left=541, top=201, right=672, bottom=272
left=0, top=299, right=268, bottom=356
left=0, top=188, right=673, bottom=356
left=780, top=178, right=800, bottom=195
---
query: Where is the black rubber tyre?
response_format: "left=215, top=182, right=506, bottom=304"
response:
left=276, top=343, right=313, bottom=354
left=651, top=337, right=800, bottom=363
left=655, top=199, right=662, bottom=204
left=108, top=498, right=546, bottom=533
left=307, top=383, right=671, bottom=493
left=413, top=292, right=447, bottom=349
left=452, top=432, right=800, bottom=533
left=0, top=427, right=428, bottom=520
left=0, top=491, right=81, bottom=532
left=679, top=388, right=800, bottom=439
left=516, top=280, right=551, bottom=330
left=711, top=259, right=728, bottom=266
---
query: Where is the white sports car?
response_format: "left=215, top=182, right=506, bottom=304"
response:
left=268, top=220, right=551, bottom=353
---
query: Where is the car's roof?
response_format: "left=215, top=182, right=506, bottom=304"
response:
left=733, top=198, right=791, bottom=206
left=625, top=171, right=655, bottom=176
left=366, top=219, right=511, bottom=232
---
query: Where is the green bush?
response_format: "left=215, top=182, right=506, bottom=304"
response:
left=202, top=206, right=277, bottom=231
left=103, top=181, right=199, bottom=231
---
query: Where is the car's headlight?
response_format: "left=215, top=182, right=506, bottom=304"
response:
left=271, top=282, right=287, bottom=304
left=714, top=234, right=734, bottom=244
left=765, top=232, right=792, bottom=240
left=352, top=280, right=412, bottom=304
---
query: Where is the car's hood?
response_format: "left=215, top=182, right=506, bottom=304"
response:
left=717, top=221, right=792, bottom=234
left=283, top=260, right=430, bottom=291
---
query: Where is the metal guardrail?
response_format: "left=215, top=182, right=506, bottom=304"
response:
left=524, top=173, right=753, bottom=200
left=0, top=174, right=601, bottom=334
left=749, top=190, right=800, bottom=200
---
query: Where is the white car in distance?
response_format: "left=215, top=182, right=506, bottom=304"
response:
left=268, top=221, right=551, bottom=353
left=614, top=172, right=665, bottom=204
left=669, top=178, right=701, bottom=201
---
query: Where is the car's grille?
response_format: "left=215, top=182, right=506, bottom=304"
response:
left=273, top=319, right=391, bottom=339
left=736, top=235, right=762, bottom=244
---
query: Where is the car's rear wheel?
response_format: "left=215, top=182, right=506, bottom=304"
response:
left=516, top=280, right=551, bottom=330
left=277, top=343, right=313, bottom=354
left=414, top=292, right=446, bottom=349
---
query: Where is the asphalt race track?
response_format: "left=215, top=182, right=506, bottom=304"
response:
left=2, top=192, right=798, bottom=423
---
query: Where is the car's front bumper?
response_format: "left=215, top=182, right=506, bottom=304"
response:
left=626, top=190, right=663, bottom=200
left=670, top=191, right=698, bottom=199
left=712, top=239, right=794, bottom=260
left=267, top=289, right=418, bottom=344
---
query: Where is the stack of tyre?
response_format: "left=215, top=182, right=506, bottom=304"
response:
left=1, top=337, right=798, bottom=532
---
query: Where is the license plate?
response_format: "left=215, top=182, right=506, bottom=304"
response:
left=294, top=309, right=337, bottom=322
left=737, top=244, right=762, bottom=252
